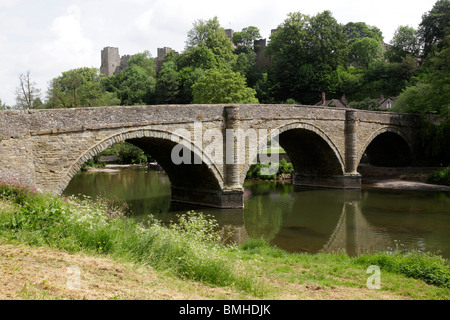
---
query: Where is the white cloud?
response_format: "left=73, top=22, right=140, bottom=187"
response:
left=43, top=5, right=95, bottom=67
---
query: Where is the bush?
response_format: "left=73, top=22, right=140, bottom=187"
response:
left=0, top=177, right=37, bottom=206
left=246, top=159, right=293, bottom=180
left=427, top=167, right=450, bottom=186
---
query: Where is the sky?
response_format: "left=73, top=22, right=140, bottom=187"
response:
left=0, top=0, right=438, bottom=106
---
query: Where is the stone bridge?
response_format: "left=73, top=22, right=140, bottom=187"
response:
left=0, top=104, right=421, bottom=209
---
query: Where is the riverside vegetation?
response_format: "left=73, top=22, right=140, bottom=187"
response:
left=0, top=177, right=449, bottom=300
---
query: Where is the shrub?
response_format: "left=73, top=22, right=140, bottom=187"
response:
left=427, top=167, right=450, bottom=186
left=0, top=177, right=37, bottom=206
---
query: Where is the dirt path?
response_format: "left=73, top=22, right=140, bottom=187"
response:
left=359, top=165, right=449, bottom=192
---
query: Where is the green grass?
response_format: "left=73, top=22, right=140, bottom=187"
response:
left=1, top=177, right=449, bottom=299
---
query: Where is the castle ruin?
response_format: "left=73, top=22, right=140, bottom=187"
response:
left=100, top=47, right=132, bottom=77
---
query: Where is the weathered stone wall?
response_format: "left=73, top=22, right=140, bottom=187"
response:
left=0, top=110, right=36, bottom=186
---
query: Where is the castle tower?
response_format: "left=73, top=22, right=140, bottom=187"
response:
left=100, top=47, right=121, bottom=77
left=156, top=47, right=173, bottom=72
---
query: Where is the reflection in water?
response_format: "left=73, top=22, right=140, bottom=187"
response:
left=64, top=166, right=450, bottom=259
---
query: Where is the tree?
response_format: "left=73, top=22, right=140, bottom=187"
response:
left=394, top=35, right=450, bottom=116
left=185, top=16, right=236, bottom=66
left=386, top=26, right=421, bottom=62
left=127, top=51, right=156, bottom=77
left=191, top=67, right=258, bottom=104
left=419, top=0, right=450, bottom=57
left=176, top=45, right=218, bottom=70
left=155, top=61, right=180, bottom=104
left=15, top=71, right=41, bottom=109
left=47, top=67, right=119, bottom=108
left=102, top=52, right=157, bottom=106
left=343, top=22, right=384, bottom=44
left=176, top=67, right=206, bottom=104
left=0, top=99, right=10, bottom=110
left=266, top=11, right=348, bottom=103
left=114, top=65, right=156, bottom=105
left=349, top=37, right=383, bottom=67
left=232, top=26, right=262, bottom=52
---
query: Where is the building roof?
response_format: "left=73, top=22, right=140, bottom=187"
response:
left=315, top=92, right=349, bottom=108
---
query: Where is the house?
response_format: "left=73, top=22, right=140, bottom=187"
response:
left=376, top=95, right=397, bottom=110
left=315, top=92, right=350, bottom=108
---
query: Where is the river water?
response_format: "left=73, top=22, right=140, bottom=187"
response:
left=63, top=166, right=450, bottom=259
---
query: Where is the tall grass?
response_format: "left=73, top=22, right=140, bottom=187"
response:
left=353, top=251, right=450, bottom=289
left=0, top=178, right=265, bottom=295
left=1, top=178, right=449, bottom=293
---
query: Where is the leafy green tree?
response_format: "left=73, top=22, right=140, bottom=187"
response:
left=349, top=37, right=383, bottom=67
left=103, top=52, right=157, bottom=106
left=419, top=0, right=450, bottom=57
left=114, top=65, right=156, bottom=105
left=191, top=67, right=258, bottom=104
left=175, top=67, right=205, bottom=104
left=394, top=35, right=450, bottom=116
left=386, top=26, right=421, bottom=62
left=47, top=68, right=120, bottom=108
left=349, top=97, right=380, bottom=110
left=186, top=16, right=236, bottom=66
left=266, top=11, right=348, bottom=103
left=155, top=61, right=180, bottom=104
left=232, top=26, right=262, bottom=53
left=127, top=51, right=157, bottom=77
left=176, top=45, right=218, bottom=70
left=343, top=22, right=384, bottom=44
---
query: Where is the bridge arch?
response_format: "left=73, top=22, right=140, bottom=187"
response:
left=240, top=122, right=345, bottom=186
left=359, top=127, right=414, bottom=167
left=57, top=128, right=225, bottom=197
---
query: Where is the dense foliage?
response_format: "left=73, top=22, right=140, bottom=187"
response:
left=5, top=0, right=446, bottom=115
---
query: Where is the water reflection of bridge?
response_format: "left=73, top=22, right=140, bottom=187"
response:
left=219, top=189, right=393, bottom=256
left=321, top=200, right=392, bottom=256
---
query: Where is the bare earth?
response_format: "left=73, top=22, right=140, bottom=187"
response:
left=0, top=242, right=414, bottom=300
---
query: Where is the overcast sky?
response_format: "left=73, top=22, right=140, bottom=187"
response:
left=0, top=0, right=438, bottom=106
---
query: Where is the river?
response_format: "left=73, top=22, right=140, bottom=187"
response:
left=63, top=165, right=450, bottom=259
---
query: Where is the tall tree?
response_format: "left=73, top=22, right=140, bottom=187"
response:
left=192, top=67, right=258, bottom=104
left=47, top=68, right=119, bottom=108
left=349, top=37, right=383, bottom=67
left=155, top=61, right=180, bottom=104
left=386, top=26, right=421, bottom=62
left=185, top=16, right=236, bottom=66
left=266, top=11, right=348, bottom=103
left=15, top=71, right=41, bottom=110
left=419, top=0, right=450, bottom=57
left=394, top=35, right=450, bottom=116
left=102, top=52, right=157, bottom=106
left=343, top=22, right=383, bottom=44
left=232, top=26, right=262, bottom=52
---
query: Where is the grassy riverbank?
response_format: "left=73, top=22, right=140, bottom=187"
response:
left=0, top=178, right=449, bottom=300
